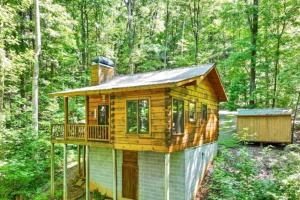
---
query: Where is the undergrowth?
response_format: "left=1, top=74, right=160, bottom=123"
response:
left=208, top=144, right=300, bottom=200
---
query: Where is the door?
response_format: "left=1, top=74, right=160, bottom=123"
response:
left=98, top=105, right=109, bottom=125
left=122, top=151, right=138, bottom=199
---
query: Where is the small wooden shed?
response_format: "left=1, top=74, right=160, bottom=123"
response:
left=237, top=109, right=292, bottom=144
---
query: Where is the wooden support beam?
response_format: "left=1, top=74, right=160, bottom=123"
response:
left=78, top=145, right=81, bottom=176
left=164, top=153, right=170, bottom=200
left=63, top=144, right=68, bottom=200
left=64, top=97, right=68, bottom=140
left=85, top=145, right=90, bottom=200
left=112, top=149, right=117, bottom=200
left=85, top=96, right=89, bottom=142
left=83, top=146, right=86, bottom=177
left=50, top=143, right=55, bottom=199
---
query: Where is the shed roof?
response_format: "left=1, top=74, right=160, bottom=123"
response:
left=237, top=109, right=292, bottom=116
left=50, top=63, right=227, bottom=101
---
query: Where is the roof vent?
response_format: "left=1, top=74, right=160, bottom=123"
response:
left=92, top=56, right=114, bottom=67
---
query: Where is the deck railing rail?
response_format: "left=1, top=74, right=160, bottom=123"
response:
left=51, top=123, right=110, bottom=142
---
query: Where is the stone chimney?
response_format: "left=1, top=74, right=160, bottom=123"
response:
left=90, top=56, right=115, bottom=86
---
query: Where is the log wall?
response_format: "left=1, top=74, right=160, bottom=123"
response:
left=167, top=77, right=219, bottom=152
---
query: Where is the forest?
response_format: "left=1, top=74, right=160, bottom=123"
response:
left=0, top=0, right=299, bottom=199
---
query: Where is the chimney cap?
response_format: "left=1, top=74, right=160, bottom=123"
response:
left=91, top=56, right=114, bottom=67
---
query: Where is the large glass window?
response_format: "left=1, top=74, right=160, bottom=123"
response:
left=172, top=99, right=184, bottom=134
left=127, top=99, right=149, bottom=134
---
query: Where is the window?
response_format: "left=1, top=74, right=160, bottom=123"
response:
left=127, top=99, right=149, bottom=134
left=172, top=99, right=184, bottom=134
left=189, top=102, right=196, bottom=122
left=201, top=104, right=208, bottom=121
left=98, top=105, right=109, bottom=125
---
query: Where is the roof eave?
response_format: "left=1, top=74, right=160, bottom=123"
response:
left=49, top=82, right=177, bottom=97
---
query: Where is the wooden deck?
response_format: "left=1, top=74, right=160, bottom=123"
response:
left=51, top=124, right=110, bottom=144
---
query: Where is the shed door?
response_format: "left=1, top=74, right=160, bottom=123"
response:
left=122, top=151, right=138, bottom=199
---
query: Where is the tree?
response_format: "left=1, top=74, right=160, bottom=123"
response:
left=124, top=0, right=137, bottom=73
left=245, top=0, right=259, bottom=107
left=32, top=0, right=41, bottom=134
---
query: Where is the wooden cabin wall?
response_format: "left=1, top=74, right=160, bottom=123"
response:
left=168, top=77, right=219, bottom=152
left=110, top=88, right=169, bottom=152
left=237, top=115, right=291, bottom=143
left=88, top=95, right=110, bottom=125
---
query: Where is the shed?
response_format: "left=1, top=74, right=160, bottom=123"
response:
left=237, top=109, right=292, bottom=143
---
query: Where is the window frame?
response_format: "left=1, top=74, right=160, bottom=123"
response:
left=188, top=101, right=196, bottom=123
left=171, top=98, right=185, bottom=135
left=125, top=98, right=151, bottom=135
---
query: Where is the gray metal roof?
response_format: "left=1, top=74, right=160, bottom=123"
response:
left=51, top=63, right=215, bottom=96
left=237, top=109, right=292, bottom=116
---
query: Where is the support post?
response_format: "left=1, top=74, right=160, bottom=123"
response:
left=83, top=146, right=86, bottom=177
left=85, top=145, right=90, bottom=200
left=164, top=153, right=170, bottom=200
left=85, top=96, right=89, bottom=142
left=112, top=149, right=117, bottom=200
left=78, top=145, right=81, bottom=176
left=64, top=97, right=68, bottom=140
left=63, top=144, right=68, bottom=200
left=50, top=143, right=55, bottom=199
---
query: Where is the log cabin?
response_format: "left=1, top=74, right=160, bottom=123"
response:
left=49, top=57, right=227, bottom=200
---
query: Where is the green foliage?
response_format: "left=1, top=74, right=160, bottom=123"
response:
left=0, top=128, right=62, bottom=199
left=208, top=145, right=300, bottom=200
left=272, top=145, right=300, bottom=199
left=0, top=0, right=299, bottom=198
left=218, top=132, right=239, bottom=148
left=93, top=189, right=108, bottom=200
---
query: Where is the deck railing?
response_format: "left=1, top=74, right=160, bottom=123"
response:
left=51, top=123, right=110, bottom=142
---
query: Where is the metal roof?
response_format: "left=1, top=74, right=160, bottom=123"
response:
left=237, top=109, right=292, bottom=116
left=50, top=63, right=215, bottom=96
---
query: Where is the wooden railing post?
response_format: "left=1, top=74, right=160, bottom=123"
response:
left=85, top=96, right=89, bottom=142
left=64, top=97, right=68, bottom=140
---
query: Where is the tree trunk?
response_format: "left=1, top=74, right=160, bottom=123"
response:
left=80, top=1, right=87, bottom=71
left=181, top=18, right=186, bottom=57
left=32, top=0, right=41, bottom=134
left=271, top=37, right=280, bottom=108
left=271, top=15, right=286, bottom=108
left=194, top=31, right=199, bottom=64
left=164, top=0, right=170, bottom=69
left=124, top=0, right=136, bottom=74
left=189, top=0, right=201, bottom=64
left=248, top=0, right=259, bottom=108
